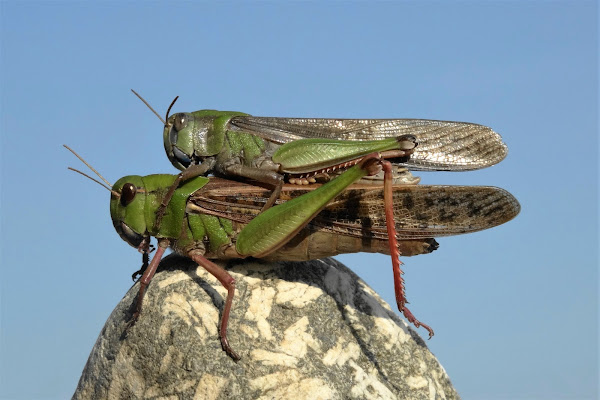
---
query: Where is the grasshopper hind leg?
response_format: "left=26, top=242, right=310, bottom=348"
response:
left=382, top=160, right=434, bottom=339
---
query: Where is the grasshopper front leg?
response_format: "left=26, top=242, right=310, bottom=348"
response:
left=128, top=238, right=169, bottom=326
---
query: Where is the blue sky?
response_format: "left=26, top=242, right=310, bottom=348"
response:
left=1, top=2, right=597, bottom=399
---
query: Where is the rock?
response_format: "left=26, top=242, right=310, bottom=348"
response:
left=73, top=255, right=459, bottom=400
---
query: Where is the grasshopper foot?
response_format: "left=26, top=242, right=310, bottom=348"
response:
left=131, top=268, right=144, bottom=281
left=133, top=242, right=153, bottom=281
left=221, top=337, right=241, bottom=362
left=124, top=310, right=140, bottom=336
left=402, top=306, right=434, bottom=339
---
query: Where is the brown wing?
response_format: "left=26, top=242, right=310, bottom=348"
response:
left=189, top=178, right=520, bottom=240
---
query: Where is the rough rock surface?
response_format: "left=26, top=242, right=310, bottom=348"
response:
left=73, top=255, right=459, bottom=399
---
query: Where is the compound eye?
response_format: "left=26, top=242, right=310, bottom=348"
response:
left=121, top=183, right=137, bottom=206
left=173, top=113, right=189, bottom=131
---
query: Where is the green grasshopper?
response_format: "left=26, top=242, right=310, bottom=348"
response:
left=66, top=146, right=520, bottom=361
left=131, top=90, right=508, bottom=226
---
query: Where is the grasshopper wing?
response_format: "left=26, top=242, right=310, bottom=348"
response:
left=190, top=180, right=520, bottom=240
left=313, top=184, right=520, bottom=240
left=228, top=116, right=508, bottom=171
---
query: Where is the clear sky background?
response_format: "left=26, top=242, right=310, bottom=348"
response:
left=1, top=2, right=597, bottom=399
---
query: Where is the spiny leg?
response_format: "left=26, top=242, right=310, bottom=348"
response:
left=382, top=160, right=434, bottom=339
left=187, top=251, right=240, bottom=361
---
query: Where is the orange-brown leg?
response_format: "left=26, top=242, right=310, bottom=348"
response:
left=187, top=252, right=240, bottom=361
left=382, top=160, right=434, bottom=339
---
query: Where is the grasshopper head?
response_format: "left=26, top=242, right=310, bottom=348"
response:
left=164, top=111, right=226, bottom=171
left=110, top=175, right=149, bottom=249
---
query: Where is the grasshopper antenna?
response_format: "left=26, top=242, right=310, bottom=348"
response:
left=67, top=167, right=114, bottom=193
left=63, top=145, right=115, bottom=195
left=165, top=95, right=179, bottom=124
left=131, top=89, right=167, bottom=126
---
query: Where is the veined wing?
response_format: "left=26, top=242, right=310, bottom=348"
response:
left=189, top=179, right=520, bottom=240
left=315, top=184, right=520, bottom=239
left=229, top=116, right=507, bottom=171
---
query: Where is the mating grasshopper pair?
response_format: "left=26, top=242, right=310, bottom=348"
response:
left=67, top=93, right=519, bottom=360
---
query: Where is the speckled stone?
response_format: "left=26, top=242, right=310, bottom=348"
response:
left=73, top=255, right=459, bottom=400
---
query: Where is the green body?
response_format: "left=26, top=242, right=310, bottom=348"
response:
left=156, top=108, right=417, bottom=244
left=236, top=161, right=369, bottom=256
left=164, top=110, right=268, bottom=171
left=163, top=110, right=408, bottom=175
left=272, top=137, right=405, bottom=173
left=111, top=174, right=233, bottom=252
left=110, top=162, right=372, bottom=259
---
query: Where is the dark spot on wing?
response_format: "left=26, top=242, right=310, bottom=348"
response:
left=416, top=212, right=429, bottom=221
left=403, top=195, right=414, bottom=210
left=438, top=208, right=457, bottom=222
left=468, top=204, right=482, bottom=217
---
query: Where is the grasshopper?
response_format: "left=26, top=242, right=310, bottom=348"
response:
left=131, top=91, right=508, bottom=227
left=66, top=146, right=520, bottom=361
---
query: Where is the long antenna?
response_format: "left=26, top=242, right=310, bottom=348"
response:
left=63, top=145, right=113, bottom=188
left=131, top=89, right=167, bottom=125
left=165, top=95, right=179, bottom=123
left=68, top=167, right=113, bottom=192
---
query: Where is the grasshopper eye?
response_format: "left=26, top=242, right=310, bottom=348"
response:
left=121, top=183, right=137, bottom=206
left=173, top=113, right=189, bottom=131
